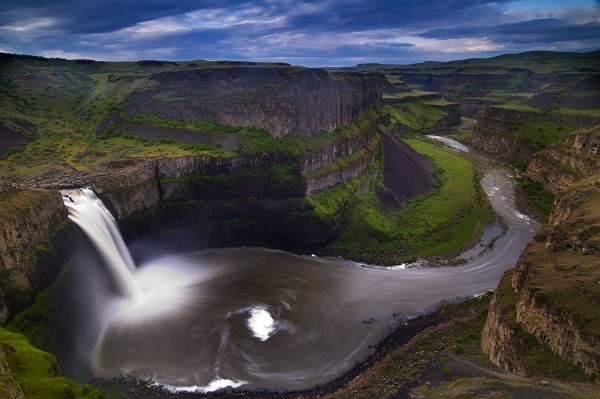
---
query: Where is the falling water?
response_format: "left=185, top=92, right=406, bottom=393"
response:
left=62, top=188, right=142, bottom=300
left=56, top=146, right=541, bottom=392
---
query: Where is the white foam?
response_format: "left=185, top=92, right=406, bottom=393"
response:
left=515, top=212, right=530, bottom=220
left=113, top=264, right=190, bottom=321
left=247, top=307, right=275, bottom=341
left=160, top=377, right=247, bottom=393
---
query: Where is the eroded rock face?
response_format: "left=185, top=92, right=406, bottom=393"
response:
left=458, top=98, right=496, bottom=118
left=526, top=127, right=600, bottom=195
left=512, top=248, right=600, bottom=375
left=481, top=270, right=530, bottom=376
left=483, top=143, right=600, bottom=378
left=0, top=345, right=25, bottom=399
left=0, top=187, right=68, bottom=324
left=471, top=107, right=600, bottom=164
left=122, top=67, right=382, bottom=137
left=471, top=131, right=534, bottom=164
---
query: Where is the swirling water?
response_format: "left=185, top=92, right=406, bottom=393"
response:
left=60, top=139, right=540, bottom=392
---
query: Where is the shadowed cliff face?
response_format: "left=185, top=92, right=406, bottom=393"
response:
left=526, top=126, right=600, bottom=195
left=123, top=67, right=382, bottom=137
left=482, top=129, right=600, bottom=378
left=471, top=106, right=600, bottom=165
left=377, top=133, right=434, bottom=206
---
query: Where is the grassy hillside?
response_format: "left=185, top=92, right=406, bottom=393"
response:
left=356, top=50, right=600, bottom=74
left=327, top=135, right=492, bottom=264
left=0, top=327, right=107, bottom=399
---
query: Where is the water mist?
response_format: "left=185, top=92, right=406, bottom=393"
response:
left=59, top=159, right=539, bottom=393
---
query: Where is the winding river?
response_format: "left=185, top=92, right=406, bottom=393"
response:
left=59, top=137, right=540, bottom=393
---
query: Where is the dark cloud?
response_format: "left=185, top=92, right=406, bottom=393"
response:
left=422, top=18, right=600, bottom=43
left=284, top=0, right=510, bottom=32
left=0, top=1, right=224, bottom=33
left=0, top=0, right=598, bottom=65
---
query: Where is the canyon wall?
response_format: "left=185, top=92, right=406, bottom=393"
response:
left=0, top=187, right=72, bottom=324
left=471, top=106, right=600, bottom=164
left=122, top=67, right=382, bottom=137
left=482, top=128, right=600, bottom=378
left=526, top=126, right=600, bottom=195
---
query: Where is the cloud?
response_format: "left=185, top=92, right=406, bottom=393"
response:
left=0, top=0, right=598, bottom=66
left=421, top=18, right=600, bottom=44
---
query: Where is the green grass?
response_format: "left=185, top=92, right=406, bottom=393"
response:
left=497, top=102, right=600, bottom=118
left=6, top=261, right=70, bottom=350
left=448, top=131, right=472, bottom=146
left=0, top=129, right=229, bottom=179
left=517, top=177, right=555, bottom=218
left=329, top=136, right=493, bottom=263
left=496, top=271, right=591, bottom=381
left=386, top=101, right=447, bottom=132
left=383, top=90, right=437, bottom=99
left=509, top=120, right=579, bottom=152
left=0, top=328, right=107, bottom=399
left=308, top=155, right=380, bottom=224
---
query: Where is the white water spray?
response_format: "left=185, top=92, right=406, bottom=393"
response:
left=62, top=188, right=142, bottom=300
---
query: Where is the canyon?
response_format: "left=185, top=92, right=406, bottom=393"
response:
left=0, top=50, right=598, bottom=398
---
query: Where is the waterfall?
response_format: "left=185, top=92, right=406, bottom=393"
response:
left=62, top=188, right=142, bottom=300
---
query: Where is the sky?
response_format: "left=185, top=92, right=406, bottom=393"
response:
left=0, top=0, right=599, bottom=67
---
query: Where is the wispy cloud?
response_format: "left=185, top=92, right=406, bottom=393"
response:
left=0, top=0, right=598, bottom=66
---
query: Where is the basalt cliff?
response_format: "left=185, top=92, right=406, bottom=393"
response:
left=120, top=67, right=382, bottom=137
left=0, top=54, right=438, bottom=324
left=482, top=127, right=600, bottom=378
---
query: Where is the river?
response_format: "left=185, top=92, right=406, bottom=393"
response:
left=59, top=137, right=540, bottom=393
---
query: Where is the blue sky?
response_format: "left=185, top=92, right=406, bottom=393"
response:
left=0, top=0, right=599, bottom=66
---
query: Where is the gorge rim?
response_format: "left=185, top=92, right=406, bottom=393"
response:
left=51, top=139, right=539, bottom=393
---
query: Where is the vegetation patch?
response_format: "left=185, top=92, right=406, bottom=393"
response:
left=307, top=155, right=379, bottom=225
left=507, top=120, right=579, bottom=152
left=496, top=270, right=591, bottom=381
left=6, top=263, right=69, bottom=350
left=329, top=136, right=493, bottom=264
left=324, top=293, right=494, bottom=399
left=448, top=131, right=472, bottom=146
left=497, top=102, right=600, bottom=118
left=0, top=327, right=107, bottom=399
left=385, top=102, right=447, bottom=132
left=304, top=133, right=380, bottom=180
left=516, top=177, right=555, bottom=218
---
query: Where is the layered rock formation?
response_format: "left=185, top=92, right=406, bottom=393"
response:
left=121, top=67, right=382, bottom=137
left=482, top=128, right=600, bottom=378
left=471, top=106, right=600, bottom=164
left=526, top=126, right=600, bottom=194
left=0, top=187, right=69, bottom=324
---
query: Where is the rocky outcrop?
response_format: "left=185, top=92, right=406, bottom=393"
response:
left=377, top=133, right=434, bottom=206
left=481, top=270, right=530, bottom=376
left=526, top=126, right=600, bottom=194
left=305, top=134, right=380, bottom=195
left=483, top=156, right=600, bottom=377
left=0, top=188, right=66, bottom=273
left=96, top=114, right=245, bottom=151
left=0, top=344, right=25, bottom=399
left=471, top=131, right=534, bottom=164
left=0, top=187, right=69, bottom=324
left=471, top=106, right=600, bottom=164
left=458, top=98, right=497, bottom=118
left=481, top=107, right=600, bottom=128
left=122, top=67, right=382, bottom=137
left=430, top=102, right=461, bottom=133
left=542, top=179, right=600, bottom=255
left=511, top=244, right=600, bottom=375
